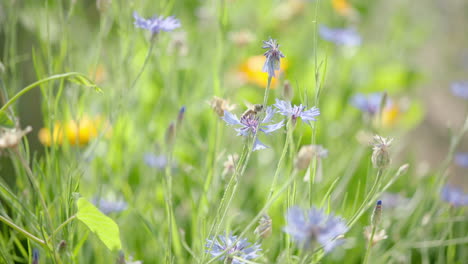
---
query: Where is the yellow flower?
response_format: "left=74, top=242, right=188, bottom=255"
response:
left=39, top=116, right=109, bottom=146
left=38, top=122, right=64, bottom=146
left=381, top=104, right=401, bottom=127
left=238, top=55, right=289, bottom=89
left=332, top=0, right=352, bottom=16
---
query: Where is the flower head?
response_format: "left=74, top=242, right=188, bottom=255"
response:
left=92, top=197, right=128, bottom=215
left=222, top=107, right=283, bottom=151
left=0, top=126, right=32, bottom=150
left=295, top=145, right=328, bottom=171
left=451, top=81, right=468, bottom=99
left=363, top=226, right=387, bottom=246
left=351, top=93, right=386, bottom=116
left=284, top=206, right=348, bottom=252
left=319, top=25, right=361, bottom=46
left=133, top=12, right=181, bottom=35
left=210, top=96, right=236, bottom=117
left=205, top=233, right=262, bottom=264
left=371, top=135, right=393, bottom=169
left=454, top=152, right=468, bottom=168
left=262, top=38, right=285, bottom=78
left=274, top=99, right=320, bottom=125
left=441, top=185, right=468, bottom=207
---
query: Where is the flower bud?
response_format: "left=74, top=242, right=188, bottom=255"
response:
left=295, top=145, right=314, bottom=170
left=254, top=214, right=272, bottom=238
left=165, top=122, right=176, bottom=146
left=371, top=135, right=393, bottom=169
left=282, top=80, right=294, bottom=101
left=371, top=200, right=382, bottom=226
left=56, top=240, right=67, bottom=254
left=177, top=106, right=186, bottom=126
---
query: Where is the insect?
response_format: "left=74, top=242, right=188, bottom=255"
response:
left=241, top=102, right=264, bottom=119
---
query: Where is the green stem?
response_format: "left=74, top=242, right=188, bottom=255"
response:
left=266, top=120, right=291, bottom=200
left=202, top=143, right=249, bottom=263
left=0, top=215, right=46, bottom=247
left=262, top=76, right=272, bottom=107
left=14, top=150, right=54, bottom=241
left=129, top=36, right=156, bottom=90
left=207, top=170, right=299, bottom=264
left=363, top=225, right=377, bottom=264
left=48, top=215, right=76, bottom=243
left=0, top=72, right=96, bottom=114
left=347, top=169, right=383, bottom=229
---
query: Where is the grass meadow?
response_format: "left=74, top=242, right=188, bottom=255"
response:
left=0, top=0, right=467, bottom=263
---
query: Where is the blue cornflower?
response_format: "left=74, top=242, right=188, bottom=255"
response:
left=92, top=197, right=128, bottom=214
left=133, top=12, right=181, bottom=35
left=319, top=25, right=361, bottom=46
left=274, top=99, right=320, bottom=125
left=205, top=233, right=262, bottom=264
left=441, top=185, right=468, bottom=207
left=222, top=107, right=284, bottom=151
left=455, top=152, right=468, bottom=168
left=144, top=153, right=168, bottom=169
left=451, top=81, right=468, bottom=99
left=284, top=206, right=348, bottom=252
left=350, top=92, right=386, bottom=116
left=262, top=38, right=285, bottom=78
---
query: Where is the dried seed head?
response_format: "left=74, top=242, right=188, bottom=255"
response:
left=295, top=145, right=327, bottom=170
left=363, top=226, right=387, bottom=246
left=209, top=96, right=236, bottom=117
left=255, top=214, right=272, bottom=238
left=0, top=126, right=32, bottom=150
left=371, top=135, right=393, bottom=169
left=223, top=153, right=239, bottom=175
left=295, top=145, right=315, bottom=170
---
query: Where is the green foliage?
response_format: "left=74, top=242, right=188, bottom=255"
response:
left=76, top=198, right=122, bottom=252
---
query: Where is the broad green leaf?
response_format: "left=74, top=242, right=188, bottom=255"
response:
left=0, top=112, right=14, bottom=128
left=76, top=198, right=122, bottom=251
